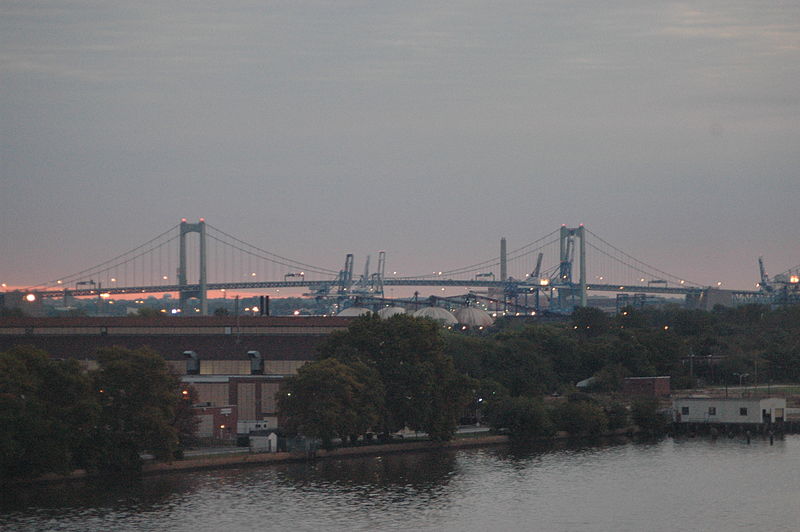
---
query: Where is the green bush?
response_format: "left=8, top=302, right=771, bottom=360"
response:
left=630, top=397, right=668, bottom=436
left=605, top=402, right=629, bottom=430
left=550, top=400, right=608, bottom=436
left=485, top=396, right=554, bottom=441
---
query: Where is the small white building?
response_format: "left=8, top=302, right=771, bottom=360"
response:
left=673, top=397, right=786, bottom=425
left=249, top=431, right=279, bottom=453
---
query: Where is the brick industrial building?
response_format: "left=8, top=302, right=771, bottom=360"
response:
left=0, top=316, right=351, bottom=435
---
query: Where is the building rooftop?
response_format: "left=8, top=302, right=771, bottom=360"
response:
left=0, top=316, right=352, bottom=328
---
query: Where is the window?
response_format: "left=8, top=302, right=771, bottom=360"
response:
left=708, top=407, right=716, bottom=416
left=681, top=406, right=689, bottom=415
left=740, top=407, right=748, bottom=416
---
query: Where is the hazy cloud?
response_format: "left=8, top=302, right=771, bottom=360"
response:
left=2, top=1, right=799, bottom=290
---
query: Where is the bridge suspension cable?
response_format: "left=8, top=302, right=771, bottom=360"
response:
left=204, top=223, right=339, bottom=277
left=585, top=229, right=700, bottom=287
left=402, top=228, right=561, bottom=280
left=24, top=223, right=181, bottom=291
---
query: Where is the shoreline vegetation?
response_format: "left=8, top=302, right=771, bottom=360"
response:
left=4, top=304, right=800, bottom=483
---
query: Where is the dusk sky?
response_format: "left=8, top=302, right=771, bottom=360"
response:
left=2, top=1, right=799, bottom=292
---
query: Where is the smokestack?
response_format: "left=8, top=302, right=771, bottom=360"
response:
left=500, top=237, right=507, bottom=281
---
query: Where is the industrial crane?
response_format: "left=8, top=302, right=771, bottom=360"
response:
left=758, top=257, right=800, bottom=304
left=758, top=257, right=773, bottom=292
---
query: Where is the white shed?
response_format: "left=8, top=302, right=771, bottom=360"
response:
left=672, top=397, right=786, bottom=424
left=249, top=431, right=279, bottom=453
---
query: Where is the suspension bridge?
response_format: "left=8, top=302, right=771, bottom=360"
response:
left=18, top=219, right=794, bottom=315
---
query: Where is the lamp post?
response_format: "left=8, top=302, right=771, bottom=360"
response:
left=707, top=355, right=714, bottom=384
left=734, top=372, right=750, bottom=395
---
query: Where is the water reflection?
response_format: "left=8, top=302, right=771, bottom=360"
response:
left=0, top=474, right=196, bottom=514
left=490, top=434, right=636, bottom=463
left=274, top=448, right=459, bottom=490
left=3, top=437, right=799, bottom=532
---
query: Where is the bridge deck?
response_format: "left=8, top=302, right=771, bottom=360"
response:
left=34, top=279, right=757, bottom=298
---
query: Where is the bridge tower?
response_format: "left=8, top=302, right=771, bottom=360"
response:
left=559, top=225, right=587, bottom=308
left=178, top=219, right=207, bottom=315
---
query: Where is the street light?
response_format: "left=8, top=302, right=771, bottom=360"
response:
left=734, top=372, right=750, bottom=392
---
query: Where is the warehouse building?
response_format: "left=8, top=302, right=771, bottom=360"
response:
left=0, top=316, right=350, bottom=434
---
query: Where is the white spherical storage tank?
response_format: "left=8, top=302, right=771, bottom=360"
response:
left=454, top=307, right=494, bottom=328
left=412, top=306, right=458, bottom=325
left=377, top=306, right=407, bottom=318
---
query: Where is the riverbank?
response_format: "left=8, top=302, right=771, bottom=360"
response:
left=156, top=433, right=512, bottom=473
left=19, top=433, right=511, bottom=483
left=17, top=426, right=651, bottom=484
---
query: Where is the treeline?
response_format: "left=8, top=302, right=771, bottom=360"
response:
left=484, top=393, right=667, bottom=441
left=445, top=304, right=800, bottom=397
left=5, top=303, right=797, bottom=477
left=440, top=304, right=800, bottom=438
left=0, top=346, right=196, bottom=480
left=278, top=305, right=800, bottom=445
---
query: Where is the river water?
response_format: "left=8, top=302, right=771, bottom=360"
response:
left=2, top=435, right=798, bottom=532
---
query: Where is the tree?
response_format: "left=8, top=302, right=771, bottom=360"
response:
left=550, top=399, right=609, bottom=436
left=485, top=396, right=554, bottom=441
left=135, top=307, right=163, bottom=318
left=572, top=307, right=610, bottom=337
left=607, top=332, right=656, bottom=377
left=0, top=346, right=98, bottom=479
left=630, top=397, right=668, bottom=436
left=443, top=333, right=490, bottom=379
left=277, top=358, right=384, bottom=448
left=605, top=401, right=630, bottom=430
left=318, top=314, right=472, bottom=440
left=87, top=347, right=191, bottom=473
left=174, top=385, right=201, bottom=451
left=0, top=346, right=197, bottom=479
